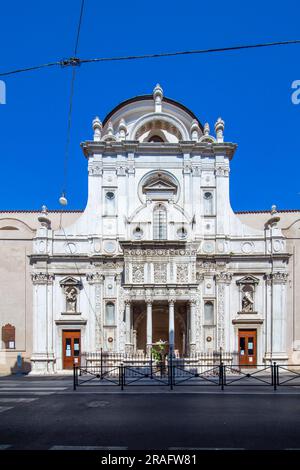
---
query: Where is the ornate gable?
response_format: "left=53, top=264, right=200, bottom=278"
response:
left=236, top=275, right=259, bottom=286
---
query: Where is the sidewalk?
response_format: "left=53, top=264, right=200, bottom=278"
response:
left=1, top=374, right=300, bottom=394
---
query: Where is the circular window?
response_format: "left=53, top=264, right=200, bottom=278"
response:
left=177, top=227, right=187, bottom=239
left=106, top=191, right=115, bottom=200
left=133, top=226, right=143, bottom=239
left=204, top=192, right=213, bottom=200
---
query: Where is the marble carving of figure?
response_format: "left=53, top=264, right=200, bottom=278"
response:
left=66, top=286, right=77, bottom=312
left=242, top=290, right=254, bottom=312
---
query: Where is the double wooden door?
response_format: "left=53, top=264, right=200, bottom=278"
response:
left=239, top=329, right=257, bottom=366
left=63, top=330, right=81, bottom=369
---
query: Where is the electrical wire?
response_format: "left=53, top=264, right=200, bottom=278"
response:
left=62, top=0, right=85, bottom=197
left=1, top=39, right=300, bottom=77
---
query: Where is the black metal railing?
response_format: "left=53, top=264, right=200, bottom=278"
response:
left=73, top=361, right=300, bottom=391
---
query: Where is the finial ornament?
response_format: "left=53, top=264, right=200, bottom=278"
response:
left=215, top=117, right=225, bottom=143
left=38, top=204, right=51, bottom=228
left=190, top=119, right=201, bottom=141
left=204, top=122, right=210, bottom=136
left=153, top=83, right=163, bottom=113
left=271, top=204, right=277, bottom=215
left=92, top=116, right=102, bottom=142
left=118, top=118, right=127, bottom=141
left=41, top=205, right=48, bottom=215
left=107, top=121, right=114, bottom=136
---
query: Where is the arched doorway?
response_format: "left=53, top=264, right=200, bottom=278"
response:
left=133, top=302, right=187, bottom=356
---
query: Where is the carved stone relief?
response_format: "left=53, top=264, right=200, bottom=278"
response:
left=176, top=264, right=189, bottom=283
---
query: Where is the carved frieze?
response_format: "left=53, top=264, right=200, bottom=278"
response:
left=176, top=264, right=189, bottom=283
left=154, top=263, right=167, bottom=283
left=132, top=264, right=144, bottom=284
left=123, top=248, right=196, bottom=257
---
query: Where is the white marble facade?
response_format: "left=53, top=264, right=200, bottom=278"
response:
left=30, top=85, right=289, bottom=373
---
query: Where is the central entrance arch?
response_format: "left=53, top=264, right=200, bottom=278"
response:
left=133, top=301, right=187, bottom=356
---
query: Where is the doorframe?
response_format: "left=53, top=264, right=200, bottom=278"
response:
left=62, top=329, right=81, bottom=370
left=233, top=323, right=262, bottom=365
left=55, top=324, right=86, bottom=372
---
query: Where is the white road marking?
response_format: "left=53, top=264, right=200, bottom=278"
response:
left=0, top=387, right=67, bottom=391
left=0, top=392, right=56, bottom=396
left=0, top=444, right=11, bottom=450
left=0, top=398, right=37, bottom=403
left=50, top=445, right=128, bottom=450
left=0, top=406, right=13, bottom=413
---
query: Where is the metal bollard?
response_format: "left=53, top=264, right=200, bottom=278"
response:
left=73, top=364, right=76, bottom=391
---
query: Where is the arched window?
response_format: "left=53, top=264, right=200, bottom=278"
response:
left=105, top=303, right=115, bottom=325
left=153, top=204, right=167, bottom=240
left=204, top=301, right=214, bottom=325
left=204, top=192, right=213, bottom=215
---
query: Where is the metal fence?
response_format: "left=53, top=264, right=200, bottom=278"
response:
left=73, top=359, right=300, bottom=391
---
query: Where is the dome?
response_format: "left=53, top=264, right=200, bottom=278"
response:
left=98, top=85, right=204, bottom=143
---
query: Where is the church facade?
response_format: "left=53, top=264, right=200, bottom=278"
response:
left=1, top=85, right=300, bottom=375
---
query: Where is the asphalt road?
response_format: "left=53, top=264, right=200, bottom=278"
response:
left=0, top=377, right=300, bottom=450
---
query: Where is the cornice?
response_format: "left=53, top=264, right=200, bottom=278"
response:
left=81, top=140, right=237, bottom=160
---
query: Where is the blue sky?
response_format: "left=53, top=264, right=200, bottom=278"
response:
left=0, top=0, right=299, bottom=211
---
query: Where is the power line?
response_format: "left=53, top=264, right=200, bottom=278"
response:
left=1, top=39, right=300, bottom=77
left=61, top=0, right=85, bottom=199
left=80, top=39, right=300, bottom=63
left=74, top=0, right=85, bottom=56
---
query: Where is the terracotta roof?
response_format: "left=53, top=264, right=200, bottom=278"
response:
left=0, top=209, right=299, bottom=214
left=235, top=209, right=300, bottom=214
left=0, top=210, right=83, bottom=213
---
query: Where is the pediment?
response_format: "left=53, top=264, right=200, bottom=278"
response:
left=236, top=275, right=259, bottom=286
left=60, top=276, right=81, bottom=287
left=144, top=179, right=177, bottom=192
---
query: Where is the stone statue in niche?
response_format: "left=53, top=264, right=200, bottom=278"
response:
left=65, top=286, right=78, bottom=312
left=242, top=290, right=254, bottom=312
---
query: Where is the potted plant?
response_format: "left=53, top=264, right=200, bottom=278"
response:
left=151, top=340, right=168, bottom=376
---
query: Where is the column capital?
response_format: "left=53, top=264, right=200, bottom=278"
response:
left=31, top=272, right=54, bottom=285
left=266, top=272, right=288, bottom=284
left=215, top=272, right=232, bottom=284
left=86, top=272, right=105, bottom=284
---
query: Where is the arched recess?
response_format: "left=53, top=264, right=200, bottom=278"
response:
left=0, top=218, right=35, bottom=234
left=131, top=113, right=190, bottom=142
left=138, top=170, right=180, bottom=204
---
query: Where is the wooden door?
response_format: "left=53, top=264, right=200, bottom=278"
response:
left=238, top=329, right=257, bottom=367
left=63, top=330, right=81, bottom=369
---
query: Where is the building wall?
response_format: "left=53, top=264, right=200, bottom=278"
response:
left=0, top=209, right=299, bottom=375
left=1, top=87, right=299, bottom=374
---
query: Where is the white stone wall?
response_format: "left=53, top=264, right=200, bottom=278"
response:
left=2, top=86, right=294, bottom=374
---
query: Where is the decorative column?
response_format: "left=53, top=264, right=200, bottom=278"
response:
left=86, top=272, right=104, bottom=351
left=215, top=272, right=232, bottom=350
left=168, top=297, right=175, bottom=352
left=146, top=299, right=153, bottom=355
left=189, top=298, right=197, bottom=355
left=267, top=272, right=289, bottom=363
left=125, top=299, right=133, bottom=353
left=30, top=272, right=55, bottom=375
